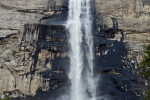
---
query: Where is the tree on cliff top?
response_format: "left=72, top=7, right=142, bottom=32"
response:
left=138, top=42, right=150, bottom=100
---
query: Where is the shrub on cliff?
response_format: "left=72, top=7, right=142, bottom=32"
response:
left=138, top=42, right=150, bottom=100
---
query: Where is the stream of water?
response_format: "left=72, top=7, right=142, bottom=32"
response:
left=66, top=0, right=96, bottom=100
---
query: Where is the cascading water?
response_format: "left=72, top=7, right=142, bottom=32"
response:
left=66, top=0, right=96, bottom=100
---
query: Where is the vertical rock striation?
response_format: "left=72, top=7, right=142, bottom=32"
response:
left=0, top=0, right=68, bottom=98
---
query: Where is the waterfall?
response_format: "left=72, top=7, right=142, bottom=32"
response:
left=66, top=0, right=96, bottom=100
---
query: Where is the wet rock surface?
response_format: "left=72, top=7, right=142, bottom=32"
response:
left=0, top=0, right=150, bottom=100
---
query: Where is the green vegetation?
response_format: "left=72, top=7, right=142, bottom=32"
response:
left=0, top=97, right=13, bottom=100
left=3, top=91, right=11, bottom=94
left=138, top=42, right=150, bottom=100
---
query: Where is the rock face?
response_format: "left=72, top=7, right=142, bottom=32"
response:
left=93, top=0, right=150, bottom=99
left=0, top=0, right=68, bottom=98
left=0, top=0, right=150, bottom=100
left=95, top=0, right=150, bottom=32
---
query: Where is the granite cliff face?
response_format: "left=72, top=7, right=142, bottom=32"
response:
left=94, top=0, right=150, bottom=99
left=0, top=0, right=68, bottom=98
left=0, top=0, right=150, bottom=100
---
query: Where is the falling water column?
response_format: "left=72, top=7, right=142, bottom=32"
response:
left=66, top=0, right=96, bottom=99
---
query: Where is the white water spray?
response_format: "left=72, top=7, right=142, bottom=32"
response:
left=66, top=0, right=96, bottom=100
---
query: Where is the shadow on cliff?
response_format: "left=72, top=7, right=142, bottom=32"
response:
left=93, top=9, right=143, bottom=99
left=15, top=23, right=70, bottom=100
